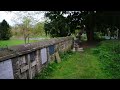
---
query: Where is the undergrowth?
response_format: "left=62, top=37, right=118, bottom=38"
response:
left=35, top=51, right=74, bottom=79
left=92, top=40, right=120, bottom=78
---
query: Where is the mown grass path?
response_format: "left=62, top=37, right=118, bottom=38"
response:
left=36, top=47, right=110, bottom=79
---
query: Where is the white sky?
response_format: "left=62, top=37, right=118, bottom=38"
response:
left=0, top=11, right=45, bottom=26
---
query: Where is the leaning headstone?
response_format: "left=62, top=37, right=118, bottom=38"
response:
left=55, top=51, right=61, bottom=63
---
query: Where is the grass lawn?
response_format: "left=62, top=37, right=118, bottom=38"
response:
left=0, top=39, right=39, bottom=48
left=35, top=48, right=111, bottom=79
left=29, top=35, right=50, bottom=39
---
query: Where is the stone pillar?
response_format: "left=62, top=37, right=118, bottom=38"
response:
left=27, top=54, right=32, bottom=79
left=36, top=50, right=41, bottom=74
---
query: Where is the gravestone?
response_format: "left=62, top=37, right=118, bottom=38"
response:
left=30, top=52, right=36, bottom=62
left=0, top=59, right=14, bottom=79
left=41, top=48, right=47, bottom=64
left=48, top=45, right=55, bottom=55
left=106, top=28, right=111, bottom=39
left=108, top=30, right=111, bottom=39
left=55, top=52, right=61, bottom=63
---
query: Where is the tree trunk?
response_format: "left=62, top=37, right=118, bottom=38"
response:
left=25, top=37, right=27, bottom=44
left=24, top=35, right=27, bottom=44
left=86, top=28, right=94, bottom=42
left=118, top=31, right=120, bottom=39
left=28, top=36, right=29, bottom=43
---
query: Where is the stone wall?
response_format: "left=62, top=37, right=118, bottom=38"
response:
left=0, top=36, right=74, bottom=79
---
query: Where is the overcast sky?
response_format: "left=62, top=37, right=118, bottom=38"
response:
left=0, top=11, right=45, bottom=26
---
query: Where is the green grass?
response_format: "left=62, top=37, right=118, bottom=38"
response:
left=0, top=39, right=39, bottom=48
left=30, top=35, right=50, bottom=39
left=92, top=40, right=120, bottom=79
left=35, top=49, right=110, bottom=79
left=11, top=34, right=50, bottom=39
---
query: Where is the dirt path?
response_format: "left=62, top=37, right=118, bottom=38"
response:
left=81, top=41, right=99, bottom=48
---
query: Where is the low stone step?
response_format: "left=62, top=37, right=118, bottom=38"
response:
left=72, top=47, right=84, bottom=52
left=77, top=48, right=84, bottom=52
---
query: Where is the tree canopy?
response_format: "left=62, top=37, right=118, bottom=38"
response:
left=44, top=11, right=120, bottom=41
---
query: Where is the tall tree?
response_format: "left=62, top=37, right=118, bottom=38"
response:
left=18, top=17, right=32, bottom=44
left=44, top=11, right=71, bottom=37
left=33, top=22, right=45, bottom=36
left=0, top=19, right=11, bottom=40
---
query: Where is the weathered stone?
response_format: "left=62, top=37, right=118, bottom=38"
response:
left=0, top=36, right=74, bottom=79
left=20, top=72, right=28, bottom=79
left=27, top=54, right=32, bottom=79
left=36, top=50, right=41, bottom=73
left=20, top=65, right=29, bottom=73
left=31, top=66, right=36, bottom=78
left=31, top=61, right=37, bottom=67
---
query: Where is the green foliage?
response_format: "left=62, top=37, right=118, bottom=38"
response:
left=59, top=51, right=73, bottom=61
left=33, top=22, right=45, bottom=36
left=35, top=63, right=56, bottom=79
left=92, top=48, right=100, bottom=54
left=92, top=40, right=120, bottom=78
left=94, top=32, right=105, bottom=41
left=44, top=12, right=71, bottom=37
left=11, top=21, right=47, bottom=39
left=0, top=19, right=12, bottom=40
